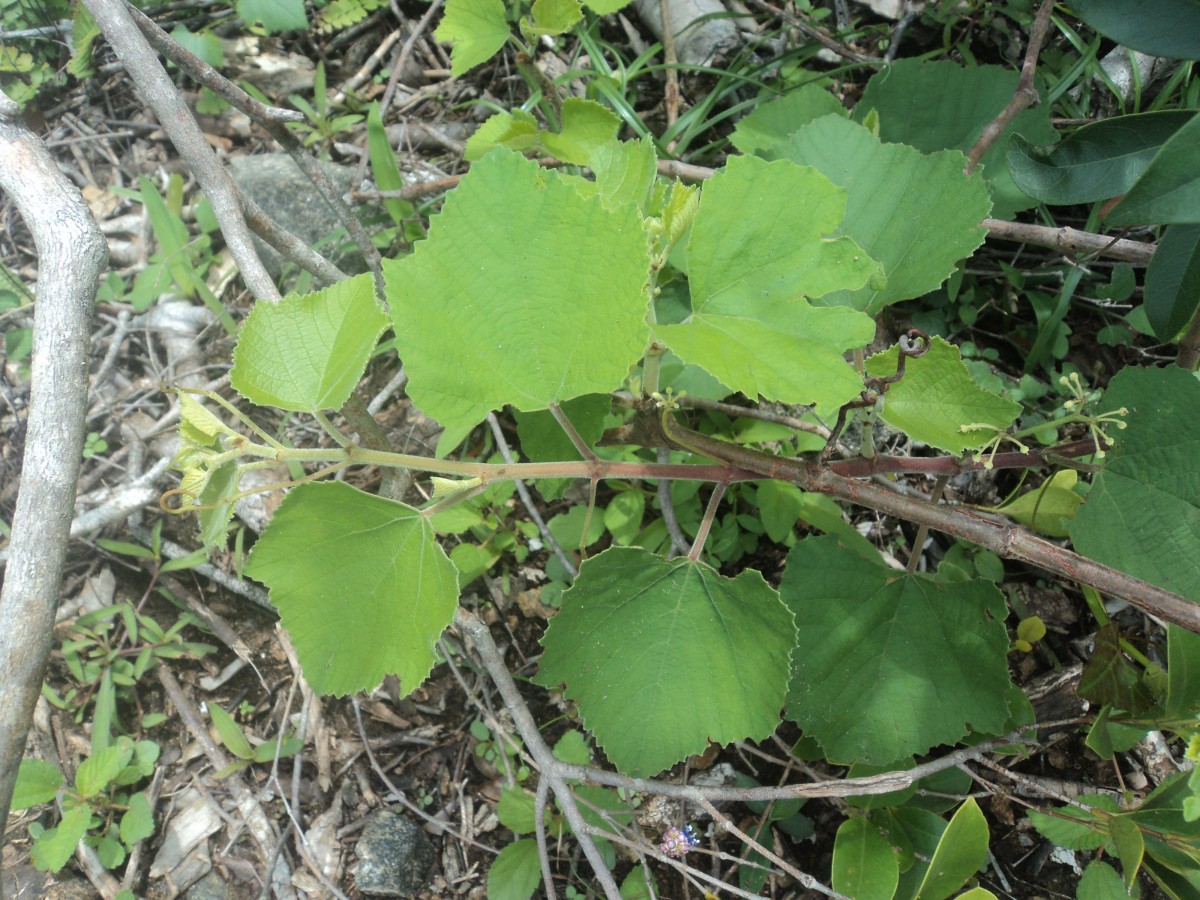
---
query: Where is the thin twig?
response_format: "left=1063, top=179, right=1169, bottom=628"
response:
left=743, top=0, right=883, bottom=64
left=695, top=796, right=849, bottom=899
left=125, top=2, right=386, bottom=294
left=964, top=0, right=1055, bottom=174
left=455, top=608, right=625, bottom=900
left=156, top=667, right=298, bottom=898
left=657, top=449, right=692, bottom=557
left=84, top=0, right=280, bottom=302
left=907, top=474, right=948, bottom=573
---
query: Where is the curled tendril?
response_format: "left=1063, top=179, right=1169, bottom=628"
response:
left=898, top=328, right=930, bottom=357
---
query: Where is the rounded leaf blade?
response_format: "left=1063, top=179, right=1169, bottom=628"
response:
left=385, top=150, right=651, bottom=440
left=245, top=482, right=460, bottom=696
left=535, top=547, right=795, bottom=776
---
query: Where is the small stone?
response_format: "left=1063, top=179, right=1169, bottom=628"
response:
left=354, top=810, right=436, bottom=897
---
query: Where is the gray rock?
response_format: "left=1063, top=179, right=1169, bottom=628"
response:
left=183, top=870, right=239, bottom=900
left=227, top=153, right=368, bottom=285
left=354, top=810, right=436, bottom=897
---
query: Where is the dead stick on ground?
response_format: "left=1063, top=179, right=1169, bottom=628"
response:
left=0, top=87, right=106, bottom=838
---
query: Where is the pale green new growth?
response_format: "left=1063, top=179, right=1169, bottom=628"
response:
left=865, top=336, right=1022, bottom=454
left=653, top=154, right=881, bottom=413
left=231, top=273, right=388, bottom=412
left=384, top=149, right=651, bottom=451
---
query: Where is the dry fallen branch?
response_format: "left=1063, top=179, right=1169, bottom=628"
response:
left=0, top=87, right=108, bottom=836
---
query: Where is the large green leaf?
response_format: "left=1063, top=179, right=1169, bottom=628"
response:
left=384, top=150, right=650, bottom=448
left=865, top=336, right=1021, bottom=454
left=1145, top=224, right=1200, bottom=341
left=1070, top=0, right=1200, bottom=60
left=1008, top=111, right=1197, bottom=205
left=854, top=58, right=1055, bottom=219
left=1107, top=113, right=1200, bottom=225
left=729, top=84, right=849, bottom=158
left=435, top=0, right=510, bottom=75
left=231, top=273, right=387, bottom=412
left=535, top=547, right=795, bottom=776
left=779, top=115, right=992, bottom=313
left=1069, top=366, right=1200, bottom=603
left=245, top=482, right=460, bottom=696
left=653, top=154, right=879, bottom=414
left=780, top=537, right=1013, bottom=764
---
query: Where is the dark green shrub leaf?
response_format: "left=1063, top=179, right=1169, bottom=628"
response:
left=1070, top=0, right=1200, bottom=60
left=914, top=798, right=989, bottom=900
left=832, top=817, right=898, bottom=900
left=1107, top=114, right=1200, bottom=225
left=855, top=58, right=1055, bottom=219
left=1079, top=624, right=1158, bottom=714
left=1145, top=224, right=1200, bottom=341
left=1008, top=111, right=1196, bottom=205
left=1167, top=625, right=1200, bottom=717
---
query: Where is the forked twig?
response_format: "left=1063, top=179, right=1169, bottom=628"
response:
left=964, top=0, right=1056, bottom=173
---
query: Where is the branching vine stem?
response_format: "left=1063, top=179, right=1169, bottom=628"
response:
left=646, top=404, right=1200, bottom=631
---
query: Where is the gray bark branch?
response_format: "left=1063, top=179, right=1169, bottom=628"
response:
left=0, top=88, right=107, bottom=837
